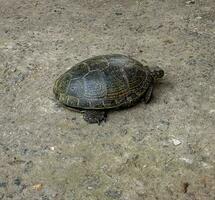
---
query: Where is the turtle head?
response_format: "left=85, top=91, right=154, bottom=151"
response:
left=150, top=66, right=164, bottom=79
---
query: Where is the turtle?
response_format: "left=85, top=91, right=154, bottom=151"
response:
left=53, top=54, right=164, bottom=124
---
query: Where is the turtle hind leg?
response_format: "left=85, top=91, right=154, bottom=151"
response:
left=144, top=85, right=153, bottom=103
left=83, top=110, right=107, bottom=124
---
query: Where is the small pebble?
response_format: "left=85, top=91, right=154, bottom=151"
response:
left=105, top=189, right=122, bottom=199
left=33, top=183, right=43, bottom=191
left=182, top=182, right=189, bottom=193
left=171, top=138, right=182, bottom=146
left=163, top=39, right=174, bottom=44
left=179, top=157, right=193, bottom=164
left=14, top=177, right=21, bottom=186
left=50, top=146, right=55, bottom=151
left=0, top=181, right=7, bottom=188
left=24, top=161, right=33, bottom=173
left=186, top=0, right=195, bottom=5
left=157, top=120, right=170, bottom=131
left=115, top=12, right=123, bottom=16
left=209, top=109, right=215, bottom=114
left=120, top=129, right=128, bottom=136
left=201, top=162, right=212, bottom=169
left=41, top=194, right=49, bottom=200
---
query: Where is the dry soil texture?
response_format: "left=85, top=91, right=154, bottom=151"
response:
left=0, top=0, right=215, bottom=199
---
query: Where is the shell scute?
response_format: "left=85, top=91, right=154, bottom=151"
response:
left=54, top=54, right=152, bottom=109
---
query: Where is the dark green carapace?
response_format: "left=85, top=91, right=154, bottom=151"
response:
left=53, top=54, right=164, bottom=124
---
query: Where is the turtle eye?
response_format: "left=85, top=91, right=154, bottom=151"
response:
left=157, top=69, right=164, bottom=78
left=70, top=86, right=76, bottom=91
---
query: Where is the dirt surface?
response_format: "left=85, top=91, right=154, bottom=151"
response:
left=0, top=0, right=215, bottom=199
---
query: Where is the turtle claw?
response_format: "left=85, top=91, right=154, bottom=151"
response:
left=83, top=110, right=107, bottom=124
left=144, top=85, right=153, bottom=103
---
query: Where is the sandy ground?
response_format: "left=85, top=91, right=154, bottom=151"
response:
left=0, top=0, right=215, bottom=199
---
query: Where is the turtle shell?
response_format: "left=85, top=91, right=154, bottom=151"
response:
left=53, top=54, right=152, bottom=109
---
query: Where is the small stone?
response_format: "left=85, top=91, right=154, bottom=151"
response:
left=115, top=12, right=123, bottom=16
left=20, top=148, right=28, bottom=155
left=179, top=157, right=193, bottom=164
left=171, top=138, right=181, bottom=146
left=105, top=189, right=122, bottom=199
left=182, top=182, right=189, bottom=193
left=185, top=0, right=195, bottom=5
left=33, top=183, right=43, bottom=191
left=14, top=177, right=21, bottom=186
left=24, top=161, right=33, bottom=173
left=163, top=39, right=174, bottom=44
left=50, top=146, right=55, bottom=151
left=82, top=175, right=100, bottom=189
left=120, top=129, right=128, bottom=136
left=209, top=109, right=215, bottom=114
left=41, top=194, right=50, bottom=200
left=0, top=181, right=7, bottom=188
left=201, top=162, right=212, bottom=169
left=157, top=120, right=170, bottom=131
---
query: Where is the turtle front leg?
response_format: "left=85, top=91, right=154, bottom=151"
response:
left=83, top=110, right=107, bottom=124
left=144, top=85, right=153, bottom=103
